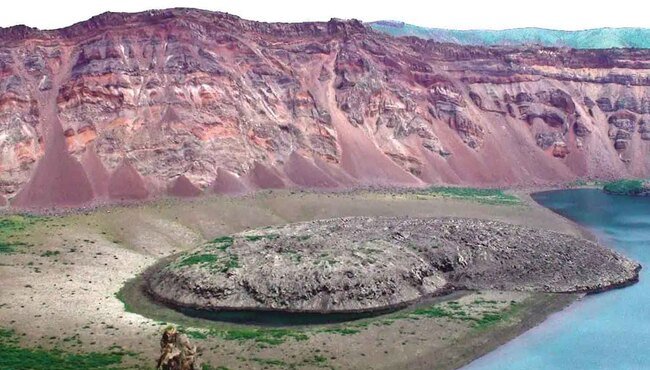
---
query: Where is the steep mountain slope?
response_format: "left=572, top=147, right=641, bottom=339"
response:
left=370, top=21, right=650, bottom=49
left=1, top=8, right=650, bottom=208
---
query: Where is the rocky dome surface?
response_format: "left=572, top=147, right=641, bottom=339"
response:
left=147, top=217, right=640, bottom=313
left=2, top=9, right=650, bottom=208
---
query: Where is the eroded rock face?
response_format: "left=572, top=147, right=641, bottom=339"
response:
left=147, top=217, right=640, bottom=313
left=3, top=8, right=650, bottom=207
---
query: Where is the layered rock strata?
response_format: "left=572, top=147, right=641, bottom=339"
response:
left=3, top=9, right=650, bottom=207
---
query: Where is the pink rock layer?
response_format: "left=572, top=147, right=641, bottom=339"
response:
left=211, top=168, right=248, bottom=195
left=168, top=175, right=202, bottom=197
left=1, top=8, right=650, bottom=208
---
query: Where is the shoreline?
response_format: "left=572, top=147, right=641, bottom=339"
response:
left=437, top=293, right=581, bottom=370
left=448, top=187, right=637, bottom=370
left=0, top=181, right=602, bottom=217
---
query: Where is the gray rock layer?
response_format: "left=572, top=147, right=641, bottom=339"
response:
left=147, top=217, right=640, bottom=313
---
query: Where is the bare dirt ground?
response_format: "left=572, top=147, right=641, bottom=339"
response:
left=0, top=190, right=586, bottom=369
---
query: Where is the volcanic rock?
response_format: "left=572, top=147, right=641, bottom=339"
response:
left=156, top=326, right=200, bottom=370
left=147, top=217, right=640, bottom=313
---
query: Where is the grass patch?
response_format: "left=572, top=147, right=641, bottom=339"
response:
left=183, top=330, right=208, bottom=340
left=408, top=300, right=521, bottom=329
left=177, top=325, right=311, bottom=346
left=187, top=327, right=309, bottom=346
left=244, top=234, right=279, bottom=242
left=0, top=215, right=43, bottom=254
left=114, top=288, right=136, bottom=314
left=202, top=365, right=230, bottom=370
left=251, top=357, right=287, bottom=366
left=310, top=355, right=328, bottom=364
left=603, top=179, right=647, bottom=195
left=173, top=252, right=240, bottom=273
left=216, top=327, right=308, bottom=345
left=176, top=254, right=220, bottom=267
left=284, top=250, right=303, bottom=263
left=209, top=236, right=234, bottom=251
left=319, top=327, right=361, bottom=335
left=416, top=187, right=520, bottom=205
left=0, top=327, right=129, bottom=369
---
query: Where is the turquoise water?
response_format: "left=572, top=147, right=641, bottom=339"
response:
left=464, top=189, right=650, bottom=370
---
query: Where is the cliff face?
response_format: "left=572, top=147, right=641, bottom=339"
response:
left=2, top=8, right=650, bottom=208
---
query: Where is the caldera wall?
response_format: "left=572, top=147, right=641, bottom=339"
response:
left=2, top=9, right=650, bottom=208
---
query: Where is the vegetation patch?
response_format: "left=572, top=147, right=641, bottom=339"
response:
left=244, top=234, right=279, bottom=242
left=250, top=357, right=287, bottom=367
left=201, top=365, right=230, bottom=370
left=214, top=327, right=308, bottom=345
left=209, top=236, right=234, bottom=251
left=319, top=327, right=361, bottom=335
left=244, top=354, right=331, bottom=369
left=408, top=300, right=521, bottom=329
left=114, top=290, right=133, bottom=314
left=178, top=326, right=309, bottom=346
left=0, top=215, right=43, bottom=254
left=416, top=187, right=520, bottom=205
left=0, top=327, right=130, bottom=370
left=603, top=179, right=647, bottom=195
left=176, top=253, right=220, bottom=267
left=172, top=252, right=240, bottom=273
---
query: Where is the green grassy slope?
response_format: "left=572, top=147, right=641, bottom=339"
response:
left=369, top=21, right=650, bottom=49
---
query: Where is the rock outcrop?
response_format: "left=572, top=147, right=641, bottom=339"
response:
left=156, top=326, right=200, bottom=370
left=3, top=8, right=650, bottom=207
left=147, top=217, right=640, bottom=313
